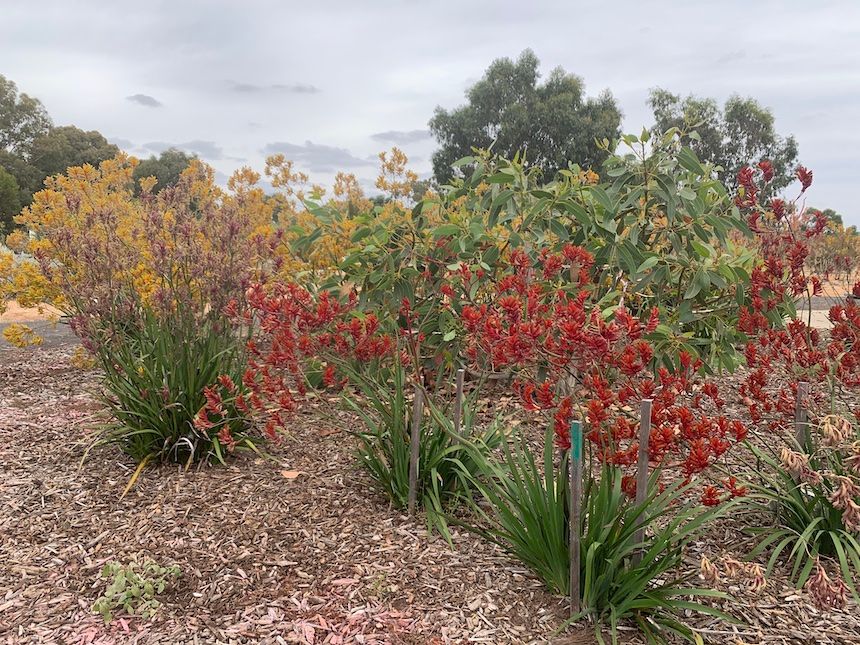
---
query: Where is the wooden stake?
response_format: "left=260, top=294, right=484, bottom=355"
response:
left=794, top=381, right=809, bottom=452
left=407, top=384, right=424, bottom=516
left=453, top=368, right=465, bottom=437
left=632, top=399, right=652, bottom=565
left=569, top=419, right=583, bottom=618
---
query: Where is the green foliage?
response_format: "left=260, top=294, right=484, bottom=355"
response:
left=460, top=131, right=752, bottom=371
left=0, top=165, right=20, bottom=234
left=429, top=49, right=621, bottom=184
left=0, top=74, right=52, bottom=155
left=342, top=362, right=501, bottom=540
left=310, top=131, right=753, bottom=375
left=88, top=310, right=254, bottom=465
left=133, top=148, right=196, bottom=194
left=577, top=131, right=754, bottom=371
left=745, top=429, right=860, bottom=599
left=92, top=559, right=181, bottom=624
left=0, top=149, right=40, bottom=208
left=457, top=429, right=733, bottom=644
left=310, top=202, right=468, bottom=372
left=0, top=75, right=118, bottom=209
left=649, top=88, right=799, bottom=194
left=27, top=125, right=119, bottom=178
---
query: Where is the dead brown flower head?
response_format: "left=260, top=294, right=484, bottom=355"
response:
left=747, top=563, right=766, bottom=594
left=807, top=560, right=848, bottom=610
left=780, top=447, right=808, bottom=477
left=821, top=415, right=853, bottom=447
left=699, top=556, right=720, bottom=585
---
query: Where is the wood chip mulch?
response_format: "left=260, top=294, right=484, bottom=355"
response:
left=1, top=343, right=859, bottom=644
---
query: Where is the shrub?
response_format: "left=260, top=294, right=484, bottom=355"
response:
left=10, top=155, right=279, bottom=323
left=210, top=135, right=754, bottom=641
left=450, top=243, right=748, bottom=496
left=319, top=130, right=754, bottom=375
left=746, top=415, right=860, bottom=606
left=730, top=161, right=859, bottom=607
left=92, top=559, right=181, bottom=623
left=342, top=362, right=501, bottom=540
left=226, top=282, right=501, bottom=539
left=734, top=164, right=858, bottom=427
left=458, top=428, right=733, bottom=644
left=804, top=210, right=860, bottom=282
left=87, top=310, right=255, bottom=466
left=8, top=157, right=282, bottom=465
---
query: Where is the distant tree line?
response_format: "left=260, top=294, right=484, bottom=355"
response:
left=1, top=52, right=846, bottom=232
left=0, top=74, right=193, bottom=233
left=429, top=49, right=802, bottom=200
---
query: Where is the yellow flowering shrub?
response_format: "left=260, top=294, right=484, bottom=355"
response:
left=2, top=323, right=42, bottom=347
left=0, top=147, right=431, bottom=341
left=70, top=345, right=97, bottom=370
left=3, top=155, right=290, bottom=345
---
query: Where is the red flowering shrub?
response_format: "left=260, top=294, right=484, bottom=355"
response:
left=199, top=282, right=397, bottom=437
left=210, top=134, right=764, bottom=640
left=314, top=131, right=754, bottom=380
left=735, top=164, right=859, bottom=430
left=734, top=163, right=860, bottom=605
left=233, top=132, right=758, bottom=499
left=451, top=244, right=747, bottom=498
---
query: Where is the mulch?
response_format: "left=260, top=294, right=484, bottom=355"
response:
left=2, top=342, right=860, bottom=644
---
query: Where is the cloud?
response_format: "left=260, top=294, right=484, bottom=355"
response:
left=275, top=83, right=321, bottom=94
left=227, top=80, right=321, bottom=94
left=3, top=1, right=857, bottom=226
left=126, top=93, right=162, bottom=108
left=141, top=141, right=171, bottom=154
left=714, top=49, right=746, bottom=65
left=370, top=129, right=432, bottom=144
left=108, top=137, right=134, bottom=149
left=142, top=140, right=223, bottom=160
left=261, top=140, right=373, bottom=172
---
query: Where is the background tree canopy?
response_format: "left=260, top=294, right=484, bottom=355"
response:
left=0, top=166, right=21, bottom=234
left=0, top=74, right=120, bottom=215
left=0, top=75, right=51, bottom=155
left=28, top=126, right=119, bottom=179
left=429, top=50, right=622, bottom=184
left=132, top=148, right=196, bottom=194
left=648, top=89, right=799, bottom=194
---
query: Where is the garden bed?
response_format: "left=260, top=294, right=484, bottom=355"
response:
left=1, top=342, right=573, bottom=643
left=1, top=342, right=859, bottom=644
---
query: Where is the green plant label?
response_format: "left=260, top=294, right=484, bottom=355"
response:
left=570, top=420, right=582, bottom=461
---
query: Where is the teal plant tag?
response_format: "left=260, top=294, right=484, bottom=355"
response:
left=570, top=420, right=582, bottom=461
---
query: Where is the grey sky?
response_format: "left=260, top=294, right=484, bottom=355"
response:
left=2, top=0, right=858, bottom=225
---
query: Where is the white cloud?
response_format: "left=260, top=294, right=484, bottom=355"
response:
left=226, top=80, right=321, bottom=94
left=142, top=139, right=224, bottom=160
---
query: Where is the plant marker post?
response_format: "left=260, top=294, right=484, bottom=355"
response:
left=453, top=368, right=465, bottom=436
left=569, top=419, right=583, bottom=618
left=407, top=384, right=424, bottom=516
left=632, top=399, right=652, bottom=565
left=795, top=381, right=809, bottom=452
